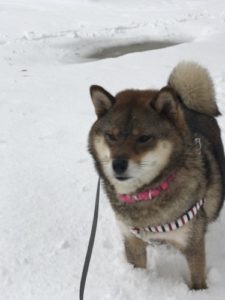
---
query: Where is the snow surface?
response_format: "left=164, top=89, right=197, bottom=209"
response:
left=1, top=0, right=225, bottom=299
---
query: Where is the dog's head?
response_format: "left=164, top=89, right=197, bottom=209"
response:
left=88, top=85, right=190, bottom=194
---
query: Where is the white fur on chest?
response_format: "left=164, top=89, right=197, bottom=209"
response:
left=117, top=219, right=190, bottom=248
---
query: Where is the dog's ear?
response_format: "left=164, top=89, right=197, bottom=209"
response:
left=152, top=87, right=190, bottom=136
left=90, top=85, right=115, bottom=118
left=152, top=87, right=179, bottom=121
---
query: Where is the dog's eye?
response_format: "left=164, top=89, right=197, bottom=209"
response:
left=137, top=135, right=153, bottom=144
left=105, top=133, right=117, bottom=142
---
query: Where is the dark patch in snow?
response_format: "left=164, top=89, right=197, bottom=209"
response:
left=85, top=40, right=181, bottom=61
left=57, top=38, right=185, bottom=64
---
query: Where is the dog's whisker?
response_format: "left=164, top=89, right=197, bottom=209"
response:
left=97, top=160, right=110, bottom=164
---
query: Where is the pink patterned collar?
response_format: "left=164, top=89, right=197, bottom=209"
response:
left=118, top=172, right=176, bottom=204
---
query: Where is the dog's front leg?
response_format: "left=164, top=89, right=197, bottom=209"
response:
left=124, top=236, right=147, bottom=269
left=184, top=237, right=207, bottom=290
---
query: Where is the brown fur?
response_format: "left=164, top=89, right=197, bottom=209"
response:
left=88, top=62, right=225, bottom=290
left=124, top=236, right=147, bottom=269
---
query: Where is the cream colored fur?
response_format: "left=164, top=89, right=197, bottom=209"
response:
left=168, top=62, right=219, bottom=116
left=94, top=135, right=173, bottom=194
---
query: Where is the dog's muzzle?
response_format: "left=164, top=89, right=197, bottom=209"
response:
left=112, top=159, right=129, bottom=180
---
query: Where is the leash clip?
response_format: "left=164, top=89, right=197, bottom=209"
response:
left=194, top=137, right=202, bottom=153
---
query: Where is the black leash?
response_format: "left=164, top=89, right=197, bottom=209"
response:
left=79, top=177, right=100, bottom=300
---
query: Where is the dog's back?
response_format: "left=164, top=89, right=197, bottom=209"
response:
left=169, top=62, right=225, bottom=219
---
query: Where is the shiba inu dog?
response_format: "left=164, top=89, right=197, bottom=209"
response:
left=88, top=62, right=225, bottom=290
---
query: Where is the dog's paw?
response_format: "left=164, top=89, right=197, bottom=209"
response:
left=190, top=282, right=208, bottom=291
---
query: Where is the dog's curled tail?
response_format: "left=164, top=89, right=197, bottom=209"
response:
left=168, top=62, right=220, bottom=116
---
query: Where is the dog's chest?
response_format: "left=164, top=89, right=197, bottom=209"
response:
left=117, top=219, right=190, bottom=249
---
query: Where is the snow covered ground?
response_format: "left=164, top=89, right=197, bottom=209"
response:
left=1, top=0, right=225, bottom=299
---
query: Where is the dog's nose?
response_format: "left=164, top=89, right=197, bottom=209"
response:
left=112, top=159, right=128, bottom=174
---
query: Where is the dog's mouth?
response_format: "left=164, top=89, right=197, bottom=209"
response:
left=115, top=176, right=132, bottom=181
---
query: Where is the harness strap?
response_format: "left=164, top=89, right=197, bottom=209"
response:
left=130, top=198, right=205, bottom=237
